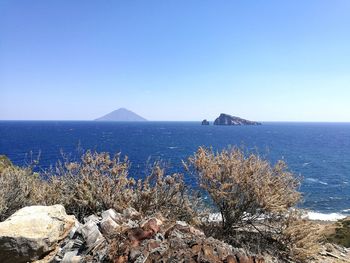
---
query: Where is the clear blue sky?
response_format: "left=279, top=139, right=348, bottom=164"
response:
left=1, top=0, right=349, bottom=121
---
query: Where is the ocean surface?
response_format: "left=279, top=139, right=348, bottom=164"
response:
left=1, top=121, right=350, bottom=219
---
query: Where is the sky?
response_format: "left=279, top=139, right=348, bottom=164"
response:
left=1, top=0, right=350, bottom=121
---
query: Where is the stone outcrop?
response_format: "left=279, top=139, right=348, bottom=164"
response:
left=214, top=113, right=261, bottom=126
left=0, top=205, right=77, bottom=263
left=201, top=119, right=210, bottom=125
left=1, top=205, right=348, bottom=262
left=55, top=208, right=265, bottom=263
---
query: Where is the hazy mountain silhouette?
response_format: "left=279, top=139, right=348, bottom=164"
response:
left=95, top=108, right=147, bottom=121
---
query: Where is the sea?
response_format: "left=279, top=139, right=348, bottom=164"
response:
left=1, top=121, right=350, bottom=220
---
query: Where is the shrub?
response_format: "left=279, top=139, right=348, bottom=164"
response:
left=36, top=151, right=201, bottom=222
left=188, top=147, right=301, bottom=230
left=39, top=151, right=135, bottom=221
left=278, top=211, right=321, bottom=261
left=0, top=155, right=12, bottom=173
left=188, top=147, right=320, bottom=261
left=132, top=163, right=202, bottom=223
left=325, top=217, right=350, bottom=247
left=0, top=165, right=41, bottom=221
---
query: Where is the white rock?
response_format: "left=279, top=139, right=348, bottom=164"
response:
left=0, top=205, right=76, bottom=263
left=102, top=208, right=124, bottom=224
left=83, top=214, right=100, bottom=224
left=61, top=250, right=81, bottom=263
left=81, top=220, right=104, bottom=248
left=100, top=216, right=121, bottom=235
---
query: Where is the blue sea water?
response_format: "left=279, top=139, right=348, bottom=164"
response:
left=1, top=121, right=350, bottom=215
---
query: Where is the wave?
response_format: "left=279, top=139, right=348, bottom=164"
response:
left=208, top=211, right=348, bottom=222
left=305, top=177, right=328, bottom=185
left=303, top=211, right=347, bottom=221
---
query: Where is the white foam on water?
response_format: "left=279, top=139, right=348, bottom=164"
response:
left=304, top=211, right=347, bottom=221
left=208, top=211, right=347, bottom=222
left=305, top=177, right=328, bottom=185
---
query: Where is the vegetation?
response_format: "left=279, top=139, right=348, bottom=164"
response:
left=0, top=148, right=322, bottom=262
left=325, top=217, right=350, bottom=247
left=187, top=147, right=320, bottom=261
left=0, top=155, right=12, bottom=172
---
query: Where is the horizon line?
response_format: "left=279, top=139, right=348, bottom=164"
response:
left=1, top=119, right=350, bottom=123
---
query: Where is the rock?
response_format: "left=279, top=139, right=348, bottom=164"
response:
left=213, top=113, right=261, bottom=126
left=81, top=220, right=104, bottom=249
left=61, top=250, right=81, bottom=263
left=201, top=244, right=220, bottom=262
left=1, top=206, right=267, bottom=263
left=325, top=243, right=334, bottom=252
left=325, top=251, right=341, bottom=259
left=100, top=216, right=121, bottom=236
left=102, top=209, right=124, bottom=224
left=123, top=207, right=141, bottom=220
left=176, top=220, right=188, bottom=227
left=226, top=255, right=237, bottom=263
left=236, top=254, right=255, bottom=263
left=127, top=227, right=154, bottom=247
left=141, top=217, right=162, bottom=234
left=83, top=214, right=100, bottom=224
left=201, top=119, right=209, bottom=125
left=0, top=205, right=76, bottom=263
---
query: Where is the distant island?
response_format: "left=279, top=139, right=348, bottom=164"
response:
left=95, top=108, right=147, bottom=121
left=213, top=113, right=261, bottom=126
left=201, top=119, right=210, bottom=125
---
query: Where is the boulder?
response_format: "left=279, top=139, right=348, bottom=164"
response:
left=123, top=207, right=141, bottom=220
left=102, top=208, right=124, bottom=224
left=80, top=220, right=104, bottom=249
left=100, top=216, right=122, bottom=236
left=0, top=205, right=76, bottom=263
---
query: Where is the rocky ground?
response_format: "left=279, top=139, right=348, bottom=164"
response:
left=0, top=205, right=349, bottom=263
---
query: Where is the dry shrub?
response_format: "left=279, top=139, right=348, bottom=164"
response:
left=39, top=151, right=135, bottom=221
left=0, top=165, right=41, bottom=221
left=36, top=151, right=201, bottom=222
left=188, top=147, right=320, bottom=261
left=277, top=211, right=321, bottom=261
left=0, top=155, right=13, bottom=173
left=132, top=163, right=202, bottom=223
left=325, top=217, right=350, bottom=247
left=189, top=147, right=301, bottom=230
